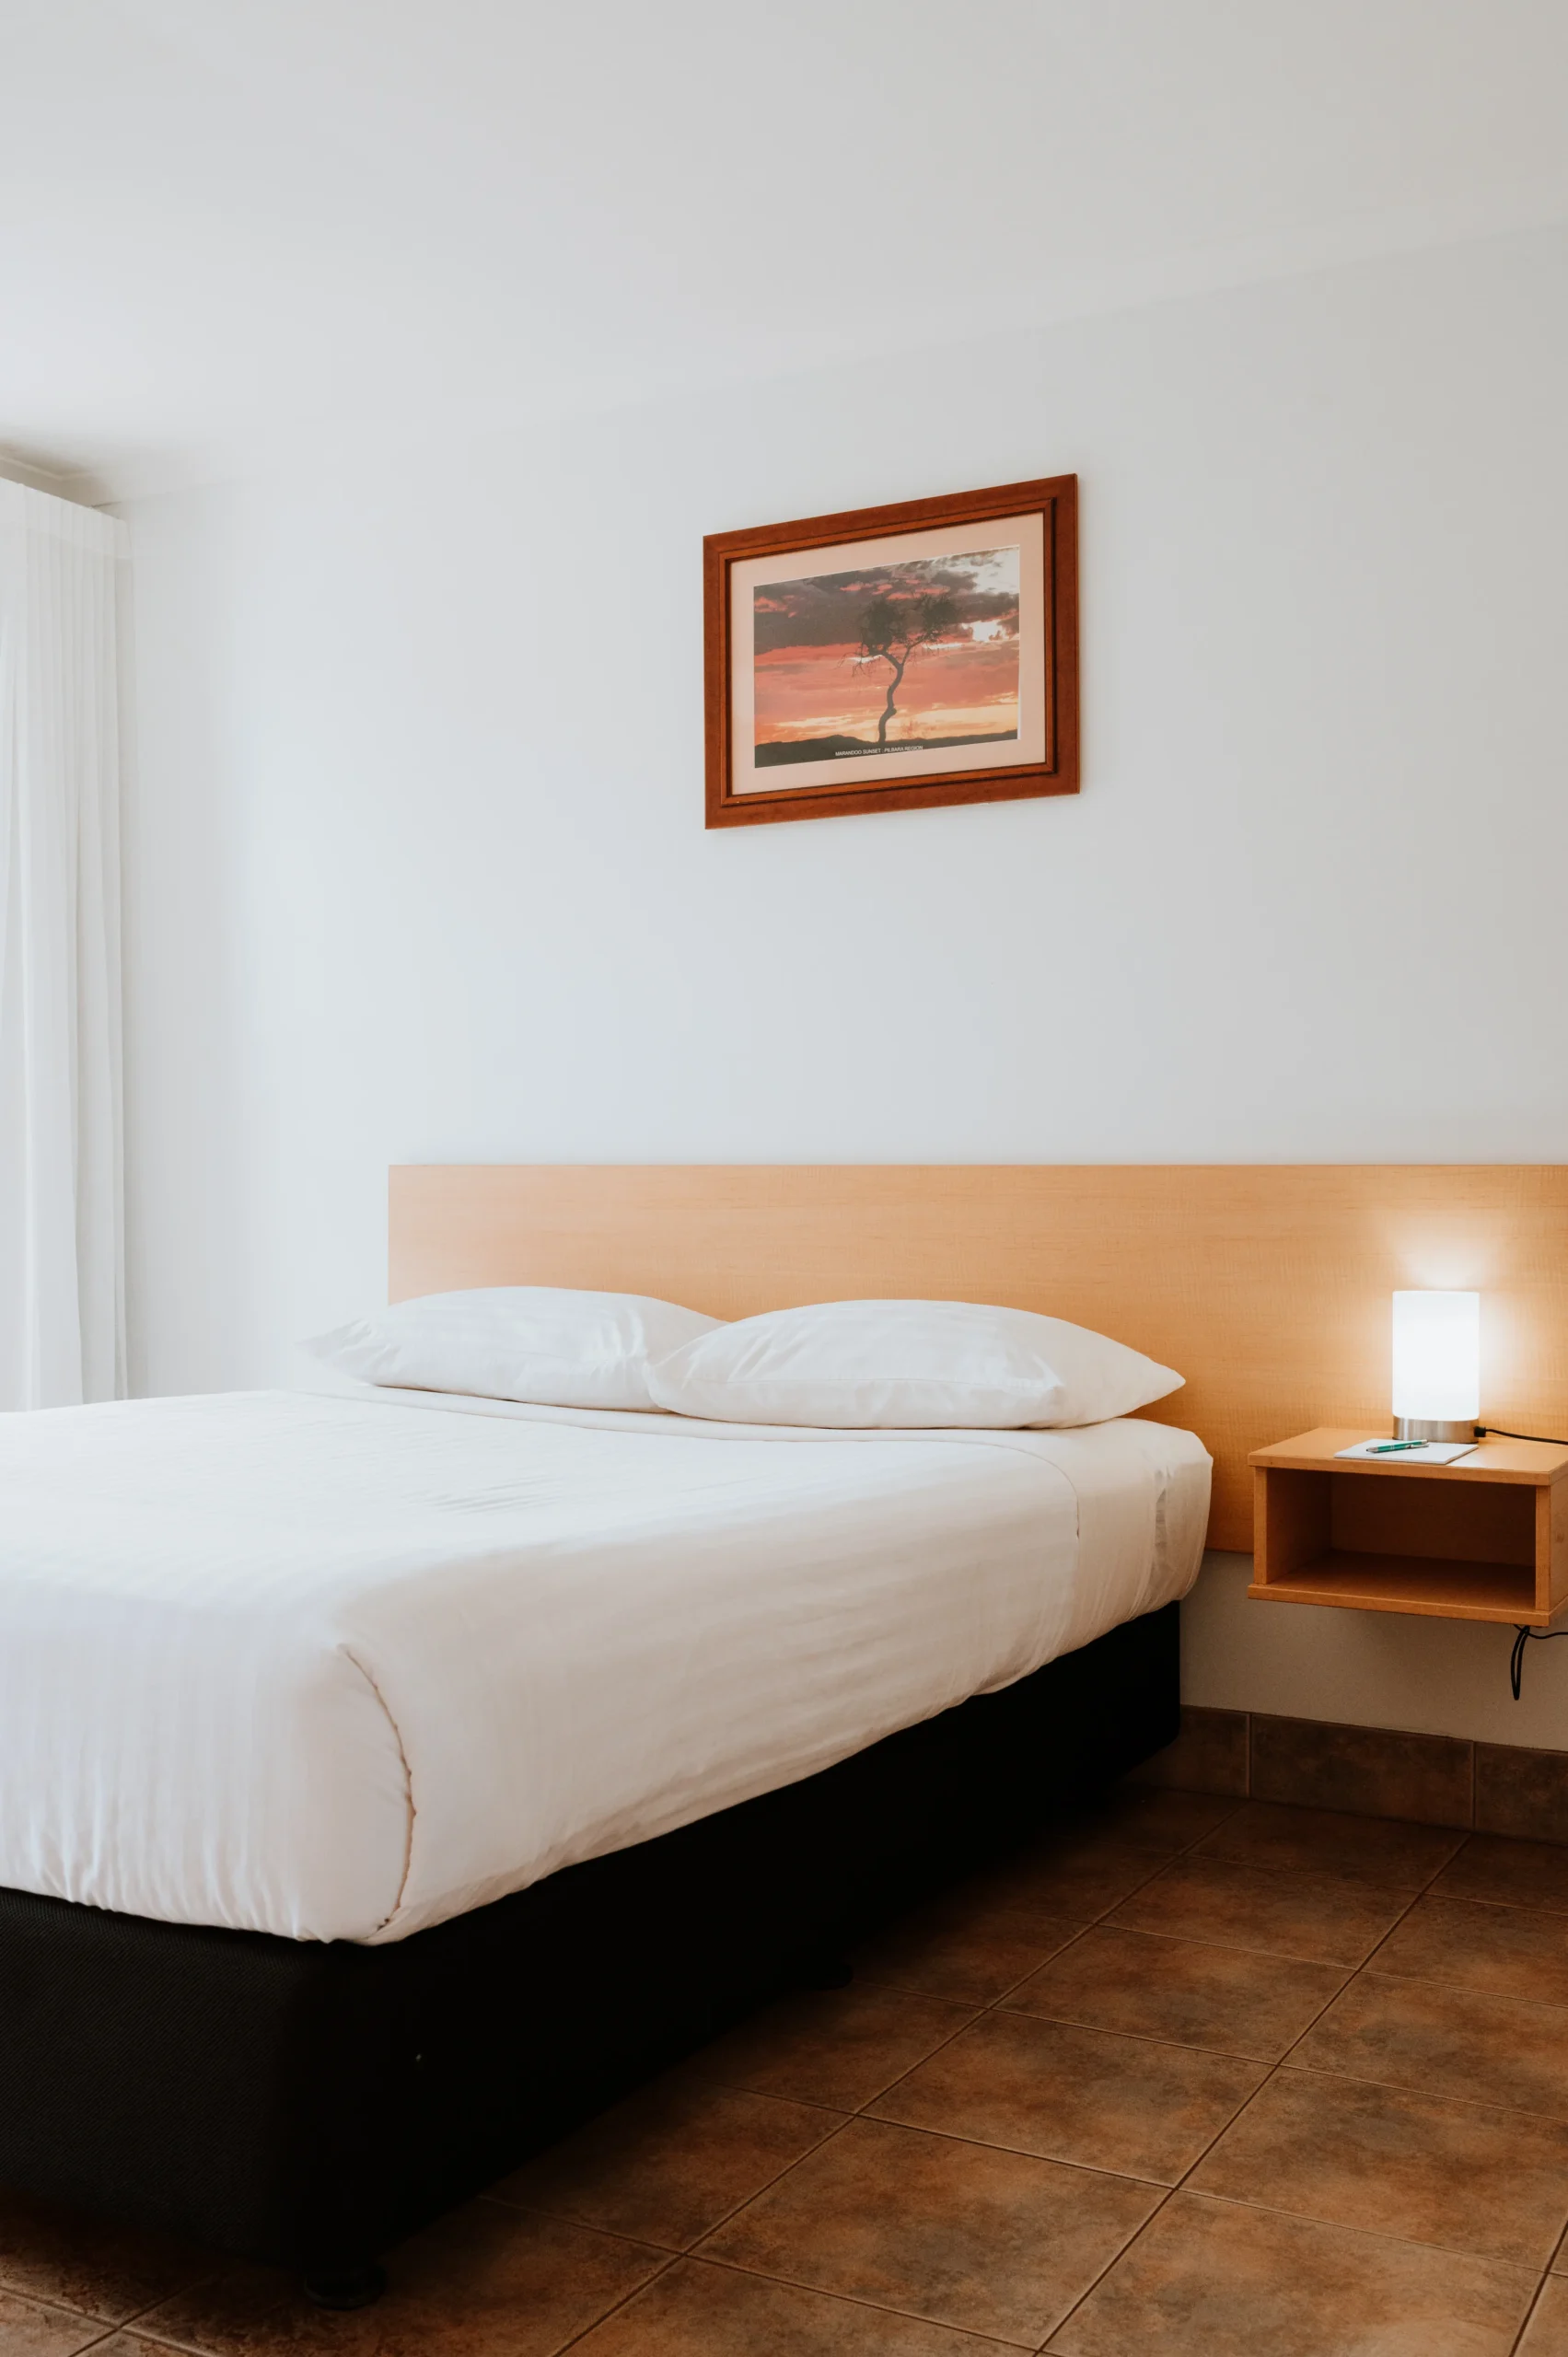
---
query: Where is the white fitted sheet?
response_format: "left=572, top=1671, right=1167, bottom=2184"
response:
left=0, top=1388, right=1210, bottom=1945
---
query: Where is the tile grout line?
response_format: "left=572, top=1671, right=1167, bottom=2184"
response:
left=484, top=2088, right=856, bottom=2244
left=947, top=1794, right=1250, bottom=2035
left=1409, top=1887, right=1568, bottom=1919
left=1388, top=1885, right=1568, bottom=1922
left=1180, top=1825, right=1568, bottom=2282
left=986, top=2006, right=1297, bottom=2070
left=540, top=1892, right=1062, bottom=2347
left=595, top=1796, right=1247, bottom=2350
left=1038, top=1807, right=1469, bottom=2351
left=80, top=2265, right=229, bottom=2345
left=1107, top=1807, right=1568, bottom=2351
left=87, top=2299, right=240, bottom=2357
left=966, top=1794, right=1254, bottom=2012
left=0, top=2280, right=211, bottom=2354
left=685, top=2246, right=1040, bottom=2350
left=1281, top=1836, right=1474, bottom=2026
left=497, top=2117, right=857, bottom=2261
left=548, top=2246, right=687, bottom=2357
left=1159, top=2179, right=1565, bottom=2280
left=995, top=1795, right=1285, bottom=2352
left=1345, top=1957, right=1568, bottom=2005
left=825, top=1794, right=1228, bottom=2115
left=1280, top=2052, right=1568, bottom=2131
left=1508, top=2270, right=1552, bottom=2357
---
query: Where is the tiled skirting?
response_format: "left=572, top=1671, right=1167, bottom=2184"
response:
left=1132, top=1707, right=1568, bottom=1840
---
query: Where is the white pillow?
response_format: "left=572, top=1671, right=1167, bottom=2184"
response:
left=646, top=1298, right=1181, bottom=1429
left=304, top=1286, right=723, bottom=1412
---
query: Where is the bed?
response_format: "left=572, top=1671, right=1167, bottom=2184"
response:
left=0, top=1164, right=1233, bottom=2299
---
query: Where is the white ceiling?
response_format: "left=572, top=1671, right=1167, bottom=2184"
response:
left=5, top=0, right=1568, bottom=503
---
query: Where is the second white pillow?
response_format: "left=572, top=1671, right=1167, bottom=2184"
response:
left=646, top=1297, right=1182, bottom=1429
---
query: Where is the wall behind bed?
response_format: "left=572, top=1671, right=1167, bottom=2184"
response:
left=116, top=218, right=1568, bottom=1743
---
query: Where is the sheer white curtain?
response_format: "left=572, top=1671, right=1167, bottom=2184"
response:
left=0, top=481, right=127, bottom=1409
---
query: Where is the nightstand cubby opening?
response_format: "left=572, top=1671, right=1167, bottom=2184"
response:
left=1249, top=1444, right=1566, bottom=1625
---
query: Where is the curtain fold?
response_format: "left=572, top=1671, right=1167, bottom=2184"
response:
left=0, top=481, right=127, bottom=1409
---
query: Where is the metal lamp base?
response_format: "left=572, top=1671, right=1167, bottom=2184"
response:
left=1393, top=1417, right=1476, bottom=1445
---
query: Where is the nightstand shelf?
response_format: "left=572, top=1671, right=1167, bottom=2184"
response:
left=1249, top=1428, right=1568, bottom=1626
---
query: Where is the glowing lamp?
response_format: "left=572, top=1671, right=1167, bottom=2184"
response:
left=1392, top=1291, right=1480, bottom=1444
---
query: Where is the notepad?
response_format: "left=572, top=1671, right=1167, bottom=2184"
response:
left=1334, top=1439, right=1477, bottom=1465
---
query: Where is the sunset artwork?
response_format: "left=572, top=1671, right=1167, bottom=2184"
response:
left=704, top=477, right=1077, bottom=827
left=752, top=545, right=1020, bottom=767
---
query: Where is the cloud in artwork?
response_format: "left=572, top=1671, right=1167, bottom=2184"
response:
left=753, top=544, right=1019, bottom=654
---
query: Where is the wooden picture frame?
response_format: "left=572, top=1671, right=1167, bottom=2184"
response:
left=703, top=475, right=1078, bottom=829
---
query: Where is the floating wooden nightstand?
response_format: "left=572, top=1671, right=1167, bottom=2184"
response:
left=1249, top=1429, right=1568, bottom=1626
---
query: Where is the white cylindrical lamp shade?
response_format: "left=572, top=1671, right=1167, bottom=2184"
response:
left=1391, top=1290, right=1480, bottom=1443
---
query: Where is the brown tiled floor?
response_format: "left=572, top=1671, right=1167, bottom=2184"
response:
left=10, top=1789, right=1568, bottom=2353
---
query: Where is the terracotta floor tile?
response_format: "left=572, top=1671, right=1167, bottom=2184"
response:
left=691, top=1984, right=974, bottom=2111
left=1376, top=1895, right=1568, bottom=2006
left=1004, top=1925, right=1348, bottom=2061
left=0, top=2289, right=113, bottom=2356
left=1521, top=2278, right=1568, bottom=2355
left=1434, top=1835, right=1568, bottom=1917
left=1190, top=2064, right=1568, bottom=2266
left=126, top=2202, right=664, bottom=2356
left=1087, top=1787, right=1244, bottom=1854
left=490, top=2072, right=840, bottom=2247
left=869, top=2008, right=1264, bottom=2183
left=701, top=2115, right=1159, bottom=2345
left=854, top=1895, right=1080, bottom=2004
left=0, top=2189, right=210, bottom=2326
left=1107, top=1853, right=1411, bottom=1965
left=568, top=2255, right=1016, bottom=2353
left=1193, top=1799, right=1463, bottom=1887
left=1296, top=1969, right=1568, bottom=2119
left=1046, top=2190, right=1536, bottom=2357
left=965, top=1831, right=1166, bottom=1926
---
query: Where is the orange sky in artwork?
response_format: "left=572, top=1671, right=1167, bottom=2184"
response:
left=754, top=634, right=1020, bottom=745
left=750, top=542, right=1022, bottom=753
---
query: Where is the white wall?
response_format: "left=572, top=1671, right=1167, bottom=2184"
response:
left=120, top=222, right=1568, bottom=1745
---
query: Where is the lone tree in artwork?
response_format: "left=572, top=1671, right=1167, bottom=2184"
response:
left=854, top=591, right=960, bottom=747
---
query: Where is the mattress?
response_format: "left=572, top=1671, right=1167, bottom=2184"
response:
left=0, top=1387, right=1210, bottom=1945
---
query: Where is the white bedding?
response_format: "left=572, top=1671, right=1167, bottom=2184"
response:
left=0, top=1387, right=1210, bottom=1945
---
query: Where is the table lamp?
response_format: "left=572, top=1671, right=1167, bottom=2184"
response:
left=1391, top=1290, right=1480, bottom=1444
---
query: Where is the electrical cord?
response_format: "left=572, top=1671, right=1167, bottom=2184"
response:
left=1479, top=1427, right=1568, bottom=1446
left=1510, top=1626, right=1568, bottom=1701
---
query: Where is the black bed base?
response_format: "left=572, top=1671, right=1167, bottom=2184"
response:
left=0, top=1601, right=1178, bottom=2277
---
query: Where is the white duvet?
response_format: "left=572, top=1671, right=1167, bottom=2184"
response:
left=0, top=1387, right=1209, bottom=1945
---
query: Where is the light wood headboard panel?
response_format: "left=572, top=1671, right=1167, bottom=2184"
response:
left=389, top=1166, right=1568, bottom=1552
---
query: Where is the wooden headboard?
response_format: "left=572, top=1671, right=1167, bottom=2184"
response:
left=389, top=1165, right=1568, bottom=1551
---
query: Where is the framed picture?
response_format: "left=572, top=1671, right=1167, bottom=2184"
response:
left=703, top=474, right=1077, bottom=829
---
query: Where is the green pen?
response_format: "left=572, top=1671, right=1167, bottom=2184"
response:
left=1366, top=1439, right=1428, bottom=1454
